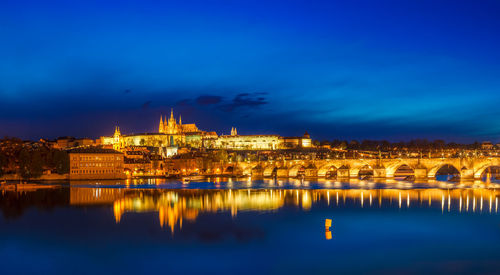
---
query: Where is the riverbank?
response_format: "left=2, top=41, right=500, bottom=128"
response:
left=0, top=173, right=69, bottom=182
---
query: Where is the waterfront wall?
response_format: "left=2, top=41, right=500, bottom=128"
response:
left=0, top=173, right=69, bottom=181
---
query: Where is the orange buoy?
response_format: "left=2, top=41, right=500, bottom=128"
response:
left=325, top=219, right=332, bottom=228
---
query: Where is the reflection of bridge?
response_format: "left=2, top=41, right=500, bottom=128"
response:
left=69, top=187, right=500, bottom=234
left=221, top=157, right=500, bottom=180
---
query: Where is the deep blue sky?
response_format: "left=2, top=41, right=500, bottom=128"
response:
left=1, top=0, right=500, bottom=142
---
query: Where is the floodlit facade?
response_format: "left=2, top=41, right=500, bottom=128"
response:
left=101, top=109, right=211, bottom=154
left=100, top=109, right=313, bottom=153
left=281, top=132, right=312, bottom=148
left=208, top=135, right=281, bottom=150
left=69, top=148, right=125, bottom=180
left=203, top=128, right=312, bottom=150
left=159, top=108, right=200, bottom=134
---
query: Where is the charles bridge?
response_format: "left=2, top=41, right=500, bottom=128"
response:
left=217, top=156, right=500, bottom=180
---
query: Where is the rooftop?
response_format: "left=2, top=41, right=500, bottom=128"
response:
left=123, top=133, right=169, bottom=137
left=218, top=134, right=280, bottom=138
left=67, top=147, right=122, bottom=154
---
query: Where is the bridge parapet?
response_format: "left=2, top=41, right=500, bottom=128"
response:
left=227, top=156, right=500, bottom=180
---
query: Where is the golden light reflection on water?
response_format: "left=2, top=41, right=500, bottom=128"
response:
left=69, top=187, right=500, bottom=234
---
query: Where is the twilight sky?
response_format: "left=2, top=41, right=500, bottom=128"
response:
left=1, top=0, right=500, bottom=142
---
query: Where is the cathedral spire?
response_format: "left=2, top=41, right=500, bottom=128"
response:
left=179, top=115, right=182, bottom=125
left=159, top=115, right=164, bottom=133
left=170, top=108, right=174, bottom=120
left=113, top=126, right=122, bottom=151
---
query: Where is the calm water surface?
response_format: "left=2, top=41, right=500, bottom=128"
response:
left=1, top=178, right=500, bottom=274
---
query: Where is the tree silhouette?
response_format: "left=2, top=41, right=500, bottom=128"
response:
left=53, top=150, right=69, bottom=174
left=0, top=152, right=6, bottom=176
left=19, top=149, right=43, bottom=179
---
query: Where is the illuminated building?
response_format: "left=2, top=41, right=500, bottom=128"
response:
left=281, top=132, right=312, bottom=148
left=54, top=136, right=95, bottom=149
left=208, top=133, right=282, bottom=150
left=482, top=141, right=494, bottom=150
left=100, top=109, right=314, bottom=153
left=159, top=109, right=200, bottom=134
left=100, top=109, right=215, bottom=154
left=68, top=148, right=125, bottom=180
left=124, top=158, right=153, bottom=176
left=204, top=127, right=312, bottom=150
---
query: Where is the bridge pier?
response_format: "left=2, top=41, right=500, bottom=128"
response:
left=337, top=168, right=350, bottom=179
left=304, top=168, right=317, bottom=177
left=251, top=168, right=263, bottom=177
left=373, top=168, right=386, bottom=178
left=349, top=170, right=359, bottom=178
left=276, top=167, right=289, bottom=178
left=461, top=168, right=475, bottom=180
left=414, top=168, right=428, bottom=180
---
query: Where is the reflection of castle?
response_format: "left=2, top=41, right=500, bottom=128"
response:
left=68, top=187, right=500, bottom=234
left=111, top=189, right=284, bottom=234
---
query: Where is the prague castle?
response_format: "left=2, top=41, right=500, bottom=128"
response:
left=159, top=109, right=200, bottom=134
left=100, top=109, right=312, bottom=156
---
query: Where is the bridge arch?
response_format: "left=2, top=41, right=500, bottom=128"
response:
left=318, top=164, right=338, bottom=178
left=242, top=166, right=251, bottom=176
left=385, top=161, right=413, bottom=177
left=224, top=165, right=243, bottom=175
left=356, top=165, right=374, bottom=180
left=474, top=165, right=500, bottom=180
left=393, top=164, right=415, bottom=179
left=247, top=164, right=264, bottom=177
left=241, top=165, right=257, bottom=176
left=288, top=164, right=306, bottom=178
left=263, top=165, right=277, bottom=177
left=242, top=163, right=260, bottom=176
left=428, top=163, right=461, bottom=180
left=224, top=166, right=234, bottom=174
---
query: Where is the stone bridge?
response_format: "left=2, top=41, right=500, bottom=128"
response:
left=221, top=157, right=500, bottom=180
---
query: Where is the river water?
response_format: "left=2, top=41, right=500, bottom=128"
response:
left=1, top=178, right=500, bottom=274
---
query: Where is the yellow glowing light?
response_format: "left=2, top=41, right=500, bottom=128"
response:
left=459, top=196, right=462, bottom=213
left=325, top=219, right=332, bottom=228
left=325, top=229, right=332, bottom=240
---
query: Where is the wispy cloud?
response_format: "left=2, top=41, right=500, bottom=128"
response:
left=196, top=95, right=223, bottom=105
left=141, top=100, right=151, bottom=109
left=219, top=92, right=268, bottom=112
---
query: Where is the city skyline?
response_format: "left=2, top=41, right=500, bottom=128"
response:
left=1, top=0, right=500, bottom=142
left=3, top=2, right=500, bottom=273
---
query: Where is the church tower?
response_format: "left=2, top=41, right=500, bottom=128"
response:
left=167, top=108, right=178, bottom=134
left=159, top=116, right=164, bottom=133
left=113, top=126, right=122, bottom=150
left=169, top=108, right=175, bottom=124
